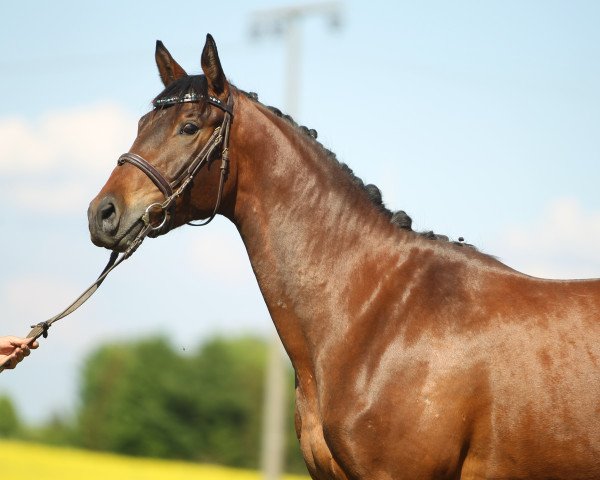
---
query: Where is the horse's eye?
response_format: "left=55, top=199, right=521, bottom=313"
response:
left=180, top=123, right=199, bottom=135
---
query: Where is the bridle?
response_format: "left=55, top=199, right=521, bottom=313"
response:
left=119, top=91, right=234, bottom=243
left=0, top=90, right=234, bottom=371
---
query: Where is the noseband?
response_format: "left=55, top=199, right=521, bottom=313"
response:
left=117, top=91, right=233, bottom=240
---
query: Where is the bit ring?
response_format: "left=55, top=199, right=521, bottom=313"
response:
left=142, top=202, right=168, bottom=231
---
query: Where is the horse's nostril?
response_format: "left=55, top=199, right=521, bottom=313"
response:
left=100, top=202, right=116, bottom=221
left=96, top=196, right=120, bottom=235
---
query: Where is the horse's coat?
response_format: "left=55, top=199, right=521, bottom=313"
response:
left=88, top=35, right=600, bottom=479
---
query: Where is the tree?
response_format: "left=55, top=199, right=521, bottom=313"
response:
left=76, top=334, right=306, bottom=473
left=78, top=337, right=194, bottom=458
left=0, top=395, right=21, bottom=437
left=186, top=336, right=267, bottom=466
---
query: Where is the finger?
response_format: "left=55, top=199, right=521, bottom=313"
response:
left=9, top=337, right=34, bottom=348
left=9, top=337, right=37, bottom=350
left=13, top=348, right=24, bottom=362
left=20, top=338, right=38, bottom=352
left=8, top=336, right=26, bottom=347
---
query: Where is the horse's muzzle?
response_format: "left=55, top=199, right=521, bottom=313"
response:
left=88, top=194, right=124, bottom=249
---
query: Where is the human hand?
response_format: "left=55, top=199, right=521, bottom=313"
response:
left=0, top=336, right=39, bottom=370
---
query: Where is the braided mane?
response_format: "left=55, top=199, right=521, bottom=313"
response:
left=242, top=92, right=473, bottom=248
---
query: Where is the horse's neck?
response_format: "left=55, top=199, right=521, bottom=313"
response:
left=229, top=95, right=407, bottom=374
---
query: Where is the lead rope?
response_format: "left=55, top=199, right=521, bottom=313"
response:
left=0, top=222, right=154, bottom=373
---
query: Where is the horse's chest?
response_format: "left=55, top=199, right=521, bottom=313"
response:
left=294, top=369, right=473, bottom=480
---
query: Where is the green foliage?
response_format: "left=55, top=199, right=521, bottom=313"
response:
left=21, top=413, right=77, bottom=446
left=187, top=337, right=267, bottom=466
left=0, top=395, right=20, bottom=437
left=78, top=337, right=193, bottom=457
left=76, top=335, right=306, bottom=474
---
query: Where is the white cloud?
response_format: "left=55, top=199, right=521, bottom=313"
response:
left=7, top=181, right=90, bottom=214
left=493, top=198, right=600, bottom=279
left=0, top=103, right=135, bottom=174
left=0, top=103, right=136, bottom=215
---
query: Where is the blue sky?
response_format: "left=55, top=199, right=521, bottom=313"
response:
left=1, top=1, right=599, bottom=422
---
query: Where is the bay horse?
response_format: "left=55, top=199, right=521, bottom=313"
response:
left=88, top=35, right=600, bottom=479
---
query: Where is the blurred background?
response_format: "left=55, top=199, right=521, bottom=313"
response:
left=0, top=0, right=599, bottom=476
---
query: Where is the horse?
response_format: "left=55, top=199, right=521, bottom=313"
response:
left=87, top=35, right=600, bottom=479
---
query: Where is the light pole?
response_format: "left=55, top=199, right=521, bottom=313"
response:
left=249, top=4, right=343, bottom=479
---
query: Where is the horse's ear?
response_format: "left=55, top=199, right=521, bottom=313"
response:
left=201, top=34, right=228, bottom=97
left=155, top=40, right=187, bottom=87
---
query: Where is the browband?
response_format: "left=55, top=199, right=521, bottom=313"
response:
left=153, top=91, right=233, bottom=115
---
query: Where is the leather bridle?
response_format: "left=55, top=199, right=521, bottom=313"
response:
left=0, top=91, right=234, bottom=372
left=119, top=91, right=234, bottom=236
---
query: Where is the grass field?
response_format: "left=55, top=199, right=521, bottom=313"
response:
left=0, top=439, right=309, bottom=480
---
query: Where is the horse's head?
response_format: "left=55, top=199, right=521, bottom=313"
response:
left=88, top=35, right=235, bottom=252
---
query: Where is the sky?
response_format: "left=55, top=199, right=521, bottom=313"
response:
left=1, top=1, right=599, bottom=423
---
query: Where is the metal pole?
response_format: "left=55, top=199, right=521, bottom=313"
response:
left=250, top=5, right=343, bottom=479
left=285, top=19, right=301, bottom=118
left=261, top=335, right=287, bottom=480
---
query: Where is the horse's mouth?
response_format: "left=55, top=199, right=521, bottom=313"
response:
left=90, top=218, right=145, bottom=252
left=90, top=215, right=170, bottom=252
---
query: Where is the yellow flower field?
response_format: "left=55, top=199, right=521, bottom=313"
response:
left=0, top=440, right=309, bottom=480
